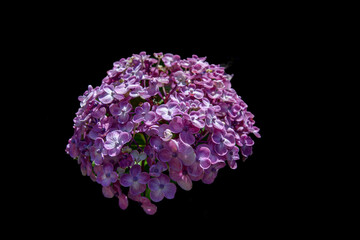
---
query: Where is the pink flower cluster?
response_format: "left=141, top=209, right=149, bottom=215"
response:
left=65, top=52, right=260, bottom=214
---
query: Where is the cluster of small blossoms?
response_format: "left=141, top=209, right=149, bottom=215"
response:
left=65, top=52, right=260, bottom=215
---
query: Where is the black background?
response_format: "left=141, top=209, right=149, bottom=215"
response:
left=26, top=8, right=313, bottom=234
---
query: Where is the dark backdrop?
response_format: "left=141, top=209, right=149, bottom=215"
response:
left=35, top=19, right=303, bottom=233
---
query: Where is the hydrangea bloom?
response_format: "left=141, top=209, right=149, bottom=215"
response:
left=66, top=52, right=260, bottom=215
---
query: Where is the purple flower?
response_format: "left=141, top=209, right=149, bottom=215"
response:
left=173, top=71, right=187, bottom=86
left=187, top=145, right=211, bottom=180
left=96, top=163, right=118, bottom=187
left=130, top=150, right=147, bottom=163
left=148, top=174, right=177, bottom=202
left=182, top=84, right=204, bottom=99
left=238, top=134, right=254, bottom=157
left=104, top=130, right=131, bottom=157
left=67, top=137, right=80, bottom=159
left=118, top=121, right=134, bottom=133
left=133, top=102, right=156, bottom=124
left=65, top=51, right=260, bottom=214
left=156, top=101, right=179, bottom=121
left=194, top=145, right=211, bottom=169
left=114, top=79, right=137, bottom=95
left=211, top=130, right=236, bottom=156
left=205, top=108, right=225, bottom=130
left=205, top=87, right=222, bottom=100
left=109, top=101, right=132, bottom=124
left=118, top=192, right=128, bottom=210
left=169, top=116, right=199, bottom=145
left=149, top=161, right=168, bottom=177
left=120, top=165, right=150, bottom=194
left=149, top=136, right=166, bottom=152
left=188, top=111, right=205, bottom=129
left=226, top=146, right=240, bottom=169
left=169, top=166, right=192, bottom=191
left=144, top=145, right=156, bottom=166
left=139, top=196, right=157, bottom=215
left=202, top=162, right=226, bottom=184
left=89, top=138, right=106, bottom=165
left=102, top=185, right=115, bottom=198
left=91, top=106, right=106, bottom=119
left=158, top=139, right=196, bottom=166
left=158, top=124, right=173, bottom=141
left=98, top=85, right=124, bottom=104
left=88, top=117, right=112, bottom=140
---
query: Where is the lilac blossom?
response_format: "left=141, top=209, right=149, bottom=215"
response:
left=149, top=161, right=168, bottom=177
left=148, top=174, right=176, bottom=202
left=205, top=108, right=225, bottom=130
left=211, top=130, right=236, bottom=156
left=120, top=165, right=150, bottom=195
left=169, top=116, right=199, bottom=145
left=130, top=150, right=147, bottom=163
left=173, top=70, right=187, bottom=86
left=98, top=85, right=124, bottom=104
left=202, top=162, right=226, bottom=184
left=89, top=138, right=106, bottom=165
left=144, top=145, right=156, bottom=166
left=187, top=145, right=211, bottom=180
left=158, top=139, right=196, bottom=166
left=188, top=111, right=205, bottom=129
left=169, top=166, right=192, bottom=191
left=104, top=130, right=131, bottom=157
left=65, top=51, right=260, bottom=215
left=109, top=101, right=132, bottom=124
left=96, top=163, right=118, bottom=187
left=149, top=136, right=166, bottom=152
left=156, top=101, right=179, bottom=121
left=158, top=124, right=173, bottom=141
left=226, top=146, right=240, bottom=169
left=238, top=134, right=254, bottom=157
left=182, top=84, right=204, bottom=99
left=133, top=102, right=156, bottom=124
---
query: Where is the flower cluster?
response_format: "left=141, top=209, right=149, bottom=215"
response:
left=65, top=52, right=260, bottom=215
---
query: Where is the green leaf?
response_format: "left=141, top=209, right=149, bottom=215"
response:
left=134, top=133, right=146, bottom=145
left=145, top=186, right=151, bottom=200
left=130, top=97, right=146, bottom=109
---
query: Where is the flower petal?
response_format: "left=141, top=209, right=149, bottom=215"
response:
left=177, top=174, right=192, bottom=191
left=120, top=174, right=133, bottom=187
left=150, top=189, right=165, bottom=202
left=178, top=142, right=196, bottom=166
left=169, top=116, right=183, bottom=133
left=118, top=193, right=128, bottom=210
left=158, top=149, right=172, bottom=162
left=119, top=132, right=131, bottom=145
left=163, top=183, right=176, bottom=199
left=138, top=172, right=150, bottom=184
left=130, top=182, right=146, bottom=195
left=180, top=132, right=195, bottom=145
left=211, top=131, right=222, bottom=144
left=199, top=158, right=211, bottom=169
left=214, top=143, right=228, bottom=156
left=130, top=165, right=141, bottom=177
left=148, top=178, right=160, bottom=191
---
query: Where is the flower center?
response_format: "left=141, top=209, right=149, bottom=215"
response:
left=159, top=184, right=165, bottom=189
left=106, top=173, right=111, bottom=178
left=172, top=152, right=178, bottom=158
left=133, top=176, right=138, bottom=182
